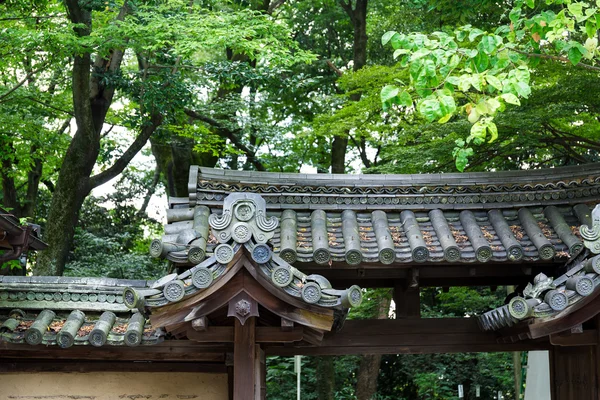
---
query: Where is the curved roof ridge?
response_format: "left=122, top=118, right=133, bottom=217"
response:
left=194, top=162, right=600, bottom=188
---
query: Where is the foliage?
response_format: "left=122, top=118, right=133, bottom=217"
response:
left=381, top=0, right=600, bottom=170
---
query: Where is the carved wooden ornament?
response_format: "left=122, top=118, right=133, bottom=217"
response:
left=227, top=292, right=259, bottom=325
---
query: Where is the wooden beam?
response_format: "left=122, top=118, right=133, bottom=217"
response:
left=0, top=360, right=227, bottom=373
left=550, top=329, right=598, bottom=347
left=0, top=341, right=229, bottom=362
left=186, top=326, right=304, bottom=343
left=264, top=318, right=551, bottom=355
left=234, top=317, right=255, bottom=400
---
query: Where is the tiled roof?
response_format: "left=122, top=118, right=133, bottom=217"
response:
left=0, top=277, right=162, bottom=348
left=151, top=164, right=600, bottom=267
left=478, top=204, right=600, bottom=335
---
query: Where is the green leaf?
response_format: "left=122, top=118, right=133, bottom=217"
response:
left=486, top=75, right=503, bottom=90
left=411, top=48, right=432, bottom=61
left=487, top=121, right=498, bottom=142
left=469, top=29, right=484, bottom=42
left=473, top=52, right=489, bottom=72
left=509, top=7, right=522, bottom=23
left=381, top=85, right=400, bottom=103
left=479, top=36, right=497, bottom=54
left=514, top=81, right=531, bottom=98
left=501, top=93, right=521, bottom=105
left=438, top=113, right=453, bottom=123
left=567, top=2, right=584, bottom=20
left=418, top=97, right=442, bottom=122
left=475, top=100, right=489, bottom=115
left=446, top=76, right=461, bottom=85
left=486, top=98, right=502, bottom=114
left=586, top=19, right=597, bottom=38
left=470, top=120, right=487, bottom=141
left=397, top=90, right=413, bottom=107
left=382, top=31, right=397, bottom=46
left=393, top=48, right=410, bottom=58
left=567, top=46, right=584, bottom=65
left=525, top=0, right=535, bottom=8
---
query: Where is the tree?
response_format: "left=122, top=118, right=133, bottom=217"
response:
left=2, top=0, right=312, bottom=275
left=380, top=0, right=600, bottom=170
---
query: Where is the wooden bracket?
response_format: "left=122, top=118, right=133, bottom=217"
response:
left=228, top=292, right=259, bottom=326
left=281, top=318, right=294, bottom=332
left=191, top=316, right=208, bottom=332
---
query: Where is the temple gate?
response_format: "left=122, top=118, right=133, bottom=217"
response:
left=2, top=163, right=600, bottom=399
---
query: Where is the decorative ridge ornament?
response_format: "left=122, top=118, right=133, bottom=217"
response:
left=478, top=205, right=600, bottom=334
left=209, top=193, right=279, bottom=244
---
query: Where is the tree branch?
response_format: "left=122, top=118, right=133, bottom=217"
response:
left=136, top=164, right=161, bottom=218
left=509, top=48, right=600, bottom=72
left=88, top=113, right=163, bottom=190
left=184, top=108, right=266, bottom=171
left=326, top=60, right=344, bottom=77
left=268, top=0, right=287, bottom=14
left=0, top=65, right=47, bottom=103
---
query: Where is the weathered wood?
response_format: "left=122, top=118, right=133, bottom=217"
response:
left=544, top=205, right=582, bottom=255
left=265, top=317, right=552, bottom=355
left=255, top=346, right=266, bottom=400
left=186, top=326, right=303, bottom=343
left=400, top=210, right=429, bottom=262
left=488, top=209, right=523, bottom=261
left=124, top=312, right=145, bottom=347
left=429, top=209, right=460, bottom=262
left=150, top=253, right=245, bottom=326
left=56, top=309, right=85, bottom=348
left=549, top=330, right=598, bottom=346
left=0, top=340, right=228, bottom=362
left=394, top=283, right=420, bottom=318
left=371, top=210, right=395, bottom=264
left=459, top=210, right=492, bottom=262
left=25, top=309, right=55, bottom=345
left=311, top=210, right=330, bottom=265
left=228, top=292, right=259, bottom=325
left=192, top=316, right=208, bottom=332
left=234, top=317, right=255, bottom=400
left=279, top=210, right=298, bottom=264
left=518, top=208, right=555, bottom=260
left=0, top=359, right=228, bottom=373
left=281, top=318, right=294, bottom=332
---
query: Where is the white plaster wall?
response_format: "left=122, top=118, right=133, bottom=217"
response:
left=0, top=372, right=228, bottom=400
left=524, top=351, right=551, bottom=400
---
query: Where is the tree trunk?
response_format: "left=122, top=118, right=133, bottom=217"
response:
left=316, top=356, right=335, bottom=400
left=34, top=1, right=158, bottom=276
left=331, top=0, right=368, bottom=173
left=355, top=292, right=391, bottom=400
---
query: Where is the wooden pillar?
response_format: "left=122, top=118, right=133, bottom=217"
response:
left=255, top=346, right=266, bottom=400
left=234, top=317, right=256, bottom=400
left=549, top=345, right=598, bottom=400
left=394, top=279, right=420, bottom=318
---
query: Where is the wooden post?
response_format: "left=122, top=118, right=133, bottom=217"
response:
left=255, top=346, right=266, bottom=400
left=394, top=281, right=420, bottom=318
left=234, top=317, right=256, bottom=400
